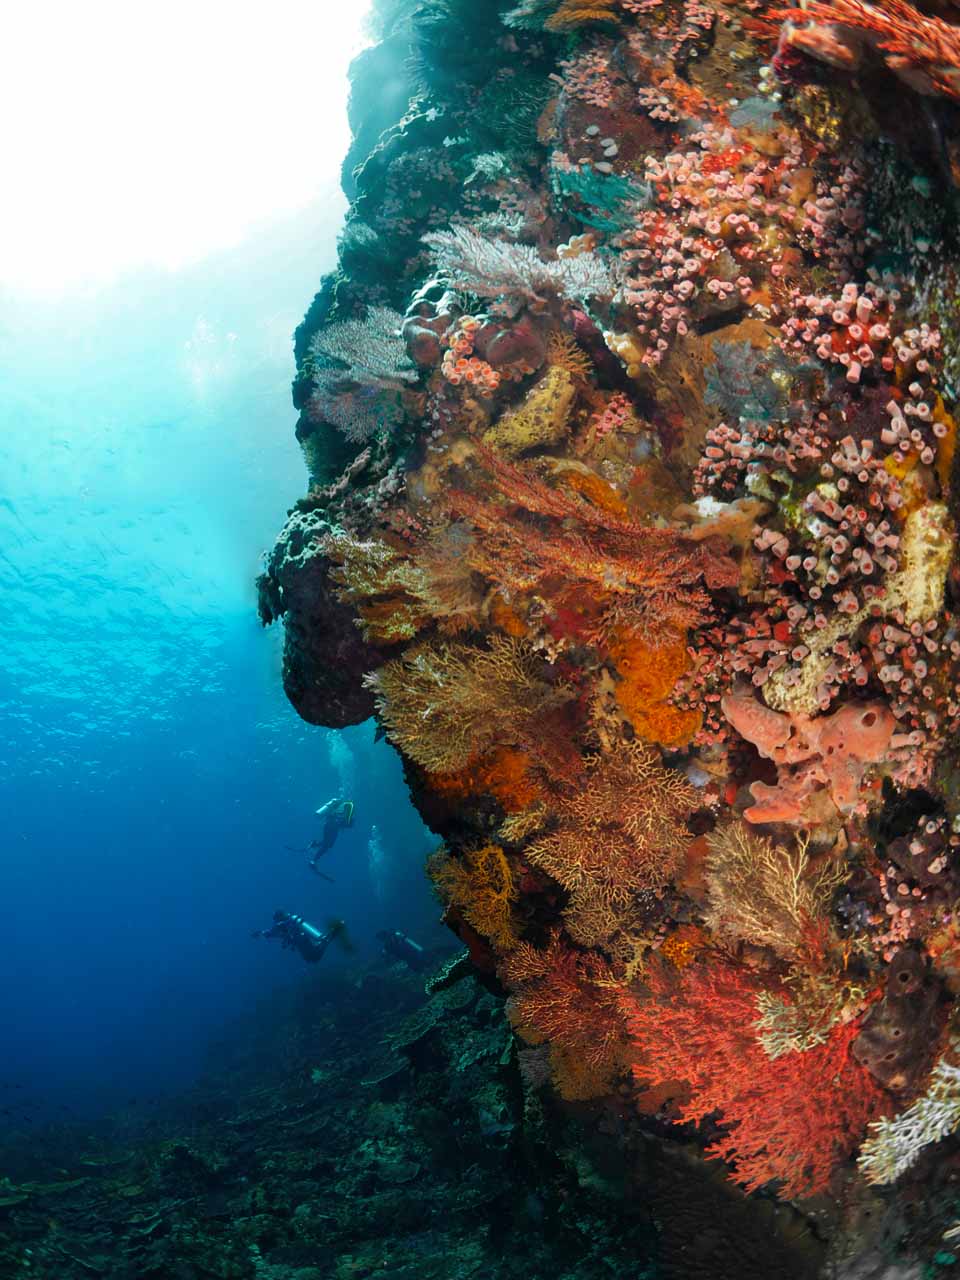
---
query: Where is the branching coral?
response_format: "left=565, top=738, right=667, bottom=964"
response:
left=429, top=844, right=521, bottom=950
left=545, top=0, right=621, bottom=28
left=858, top=1043, right=960, bottom=1184
left=621, top=961, right=888, bottom=1197
left=545, top=330, right=595, bottom=381
left=365, top=635, right=571, bottom=773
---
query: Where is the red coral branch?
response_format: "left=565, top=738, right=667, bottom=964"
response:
left=501, top=933, right=626, bottom=1069
left=620, top=961, right=889, bottom=1197
left=448, top=449, right=737, bottom=642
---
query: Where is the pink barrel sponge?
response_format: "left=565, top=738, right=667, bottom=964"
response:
left=722, top=693, right=895, bottom=825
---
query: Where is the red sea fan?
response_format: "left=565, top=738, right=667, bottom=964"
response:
left=448, top=448, right=737, bottom=643
left=621, top=961, right=889, bottom=1198
left=501, top=933, right=626, bottom=1070
left=777, top=0, right=960, bottom=99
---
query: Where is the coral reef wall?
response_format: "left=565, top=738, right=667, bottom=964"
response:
left=261, top=0, right=960, bottom=1264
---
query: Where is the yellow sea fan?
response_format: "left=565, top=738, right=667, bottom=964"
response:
left=549, top=1043, right=620, bottom=1100
left=546, top=330, right=594, bottom=381
left=545, top=0, right=620, bottom=29
left=429, top=844, right=520, bottom=951
left=703, top=821, right=844, bottom=957
left=366, top=635, right=572, bottom=773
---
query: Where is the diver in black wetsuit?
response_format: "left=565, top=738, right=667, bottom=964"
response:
left=252, top=911, right=346, bottom=964
left=377, top=929, right=429, bottom=972
left=307, top=798, right=355, bottom=875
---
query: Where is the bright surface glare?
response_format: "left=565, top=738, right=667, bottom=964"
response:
left=0, top=2, right=369, bottom=291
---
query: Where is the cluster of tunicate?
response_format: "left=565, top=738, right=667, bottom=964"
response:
left=441, top=317, right=503, bottom=395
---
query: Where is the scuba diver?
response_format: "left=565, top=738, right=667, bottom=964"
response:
left=306, top=797, right=355, bottom=875
left=252, top=911, right=348, bottom=964
left=283, top=798, right=356, bottom=880
left=377, top=929, right=429, bottom=972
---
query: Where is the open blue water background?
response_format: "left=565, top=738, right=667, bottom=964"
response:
left=0, top=205, right=442, bottom=1122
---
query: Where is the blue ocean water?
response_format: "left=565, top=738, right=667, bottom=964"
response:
left=0, top=205, right=441, bottom=1123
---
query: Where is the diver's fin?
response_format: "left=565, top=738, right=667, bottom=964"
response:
left=326, top=918, right=354, bottom=952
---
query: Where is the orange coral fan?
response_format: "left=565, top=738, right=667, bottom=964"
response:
left=425, top=747, right=542, bottom=812
left=620, top=960, right=889, bottom=1197
left=549, top=1043, right=623, bottom=1101
left=544, top=0, right=620, bottom=30
left=323, top=526, right=481, bottom=642
left=609, top=627, right=702, bottom=747
left=546, top=329, right=595, bottom=381
left=525, top=742, right=696, bottom=948
left=366, top=635, right=571, bottom=773
left=429, top=844, right=520, bottom=951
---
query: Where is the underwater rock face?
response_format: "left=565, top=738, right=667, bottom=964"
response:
left=258, top=506, right=385, bottom=727
left=263, top=0, right=960, bottom=1269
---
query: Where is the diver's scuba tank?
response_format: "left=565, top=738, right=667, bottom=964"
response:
left=286, top=913, right=326, bottom=944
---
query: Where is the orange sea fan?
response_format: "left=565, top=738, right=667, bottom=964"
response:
left=429, top=844, right=521, bottom=951
left=447, top=449, right=737, bottom=644
left=778, top=0, right=960, bottom=99
left=546, top=330, right=595, bottom=381
left=549, top=1042, right=625, bottom=1100
left=366, top=634, right=572, bottom=773
left=501, top=932, right=627, bottom=1076
left=544, top=0, right=621, bottom=29
left=526, top=740, right=697, bottom=902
